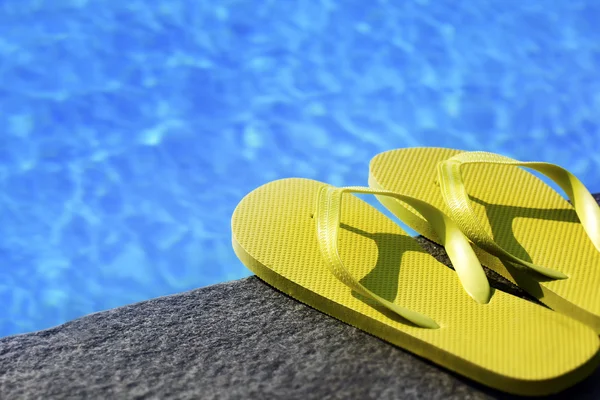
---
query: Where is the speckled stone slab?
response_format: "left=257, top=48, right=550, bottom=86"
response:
left=2, top=194, right=600, bottom=399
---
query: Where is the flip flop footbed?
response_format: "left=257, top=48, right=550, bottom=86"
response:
left=369, top=147, right=600, bottom=332
left=232, top=178, right=599, bottom=396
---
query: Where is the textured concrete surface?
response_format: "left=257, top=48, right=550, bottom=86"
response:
left=1, top=275, right=599, bottom=400
left=1, top=194, right=599, bottom=399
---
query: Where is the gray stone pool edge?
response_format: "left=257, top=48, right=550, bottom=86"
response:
left=1, top=194, right=600, bottom=399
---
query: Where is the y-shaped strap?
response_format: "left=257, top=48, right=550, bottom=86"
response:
left=437, top=151, right=600, bottom=279
left=315, top=185, right=491, bottom=330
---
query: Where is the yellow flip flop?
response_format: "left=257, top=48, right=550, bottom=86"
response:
left=369, top=147, right=600, bottom=333
left=231, top=178, right=599, bottom=396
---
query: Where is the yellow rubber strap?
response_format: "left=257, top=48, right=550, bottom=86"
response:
left=438, top=151, right=600, bottom=279
left=315, top=186, right=491, bottom=329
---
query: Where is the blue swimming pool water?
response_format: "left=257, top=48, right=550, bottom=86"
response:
left=1, top=0, right=599, bottom=337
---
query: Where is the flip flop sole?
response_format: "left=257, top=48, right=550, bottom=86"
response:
left=370, top=147, right=600, bottom=332
left=232, top=178, right=599, bottom=396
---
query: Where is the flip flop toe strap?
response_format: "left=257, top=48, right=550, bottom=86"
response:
left=315, top=185, right=492, bottom=329
left=438, top=151, right=600, bottom=279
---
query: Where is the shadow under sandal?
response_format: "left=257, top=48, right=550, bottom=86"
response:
left=370, top=147, right=600, bottom=332
left=231, top=178, right=599, bottom=396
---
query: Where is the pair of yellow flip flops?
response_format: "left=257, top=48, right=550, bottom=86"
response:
left=231, top=147, right=600, bottom=396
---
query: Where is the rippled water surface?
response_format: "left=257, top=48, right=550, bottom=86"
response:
left=1, top=0, right=600, bottom=337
